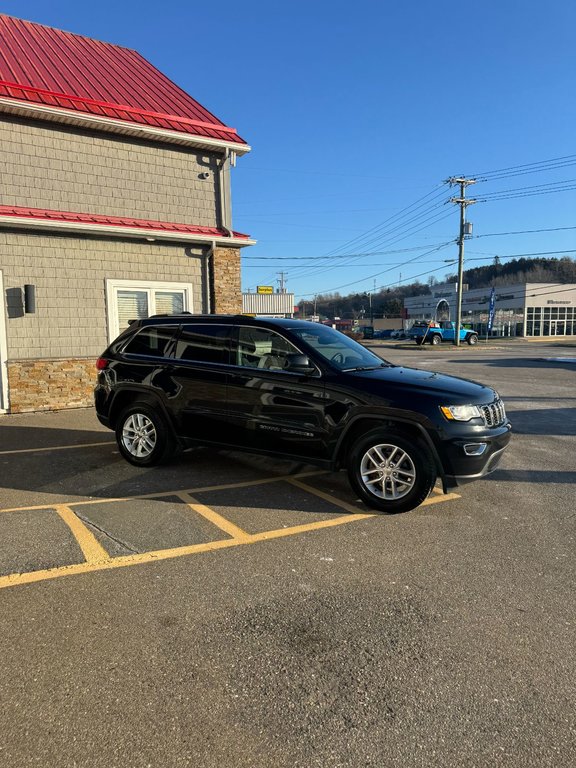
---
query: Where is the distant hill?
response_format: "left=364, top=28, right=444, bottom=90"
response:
left=444, top=256, right=576, bottom=289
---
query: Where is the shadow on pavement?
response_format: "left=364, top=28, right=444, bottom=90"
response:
left=505, top=408, right=576, bottom=436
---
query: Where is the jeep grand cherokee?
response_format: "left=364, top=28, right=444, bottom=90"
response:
left=95, top=315, right=511, bottom=514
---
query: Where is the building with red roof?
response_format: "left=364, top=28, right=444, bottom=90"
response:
left=0, top=14, right=254, bottom=412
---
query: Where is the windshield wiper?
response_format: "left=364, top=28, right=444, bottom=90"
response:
left=343, top=363, right=389, bottom=372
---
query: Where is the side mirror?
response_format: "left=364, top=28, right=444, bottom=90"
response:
left=284, top=353, right=316, bottom=374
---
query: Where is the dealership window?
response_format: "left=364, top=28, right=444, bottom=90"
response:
left=106, top=279, right=193, bottom=341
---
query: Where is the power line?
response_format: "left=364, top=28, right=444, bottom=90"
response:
left=475, top=225, right=576, bottom=238
left=478, top=178, right=576, bottom=198
left=286, top=210, right=454, bottom=283
left=470, top=153, right=576, bottom=180
left=479, top=187, right=576, bottom=202
left=318, top=184, right=449, bottom=259
left=297, top=242, right=453, bottom=297
left=242, top=242, right=451, bottom=260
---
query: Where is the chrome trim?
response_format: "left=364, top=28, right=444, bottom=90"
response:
left=481, top=398, right=506, bottom=427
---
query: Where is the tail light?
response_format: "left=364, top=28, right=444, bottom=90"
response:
left=96, top=357, right=109, bottom=370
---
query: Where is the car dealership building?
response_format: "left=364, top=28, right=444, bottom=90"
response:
left=404, top=282, right=576, bottom=338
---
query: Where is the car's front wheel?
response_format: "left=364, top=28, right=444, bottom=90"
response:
left=467, top=333, right=479, bottom=345
left=430, top=334, right=441, bottom=345
left=347, top=429, right=436, bottom=513
left=115, top=402, right=176, bottom=467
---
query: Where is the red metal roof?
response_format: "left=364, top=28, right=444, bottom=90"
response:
left=0, top=205, right=251, bottom=241
left=0, top=15, right=248, bottom=147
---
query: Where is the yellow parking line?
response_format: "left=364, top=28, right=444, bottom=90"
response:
left=176, top=492, right=251, bottom=541
left=287, top=478, right=370, bottom=515
left=0, top=511, right=375, bottom=591
left=288, top=478, right=460, bottom=512
left=420, top=490, right=461, bottom=505
left=54, top=505, right=111, bottom=563
left=0, top=441, right=115, bottom=456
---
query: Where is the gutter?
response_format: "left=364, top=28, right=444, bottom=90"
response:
left=0, top=97, right=251, bottom=155
left=0, top=214, right=256, bottom=248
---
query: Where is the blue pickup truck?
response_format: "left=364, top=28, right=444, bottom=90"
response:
left=409, top=321, right=479, bottom=346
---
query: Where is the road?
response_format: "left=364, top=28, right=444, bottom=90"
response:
left=0, top=339, right=574, bottom=767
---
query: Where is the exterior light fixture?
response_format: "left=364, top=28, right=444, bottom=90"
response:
left=24, top=284, right=36, bottom=313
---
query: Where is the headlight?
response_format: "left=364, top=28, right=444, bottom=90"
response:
left=440, top=404, right=482, bottom=422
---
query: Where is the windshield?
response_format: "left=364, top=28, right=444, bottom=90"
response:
left=291, top=324, right=391, bottom=371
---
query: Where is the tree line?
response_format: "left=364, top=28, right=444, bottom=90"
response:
left=299, top=256, right=576, bottom=320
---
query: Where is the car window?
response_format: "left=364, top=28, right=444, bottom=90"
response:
left=123, top=326, right=177, bottom=357
left=291, top=324, right=389, bottom=370
left=234, top=327, right=301, bottom=370
left=175, top=324, right=230, bottom=364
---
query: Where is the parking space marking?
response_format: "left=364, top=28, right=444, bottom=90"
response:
left=287, top=477, right=370, bottom=515
left=0, top=508, right=377, bottom=591
left=0, top=441, right=115, bottom=456
left=0, top=470, right=461, bottom=591
left=54, top=504, right=111, bottom=564
left=177, top=492, right=251, bottom=541
left=288, top=478, right=461, bottom=512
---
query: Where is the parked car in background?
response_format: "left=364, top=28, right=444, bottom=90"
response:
left=409, top=321, right=479, bottom=346
left=95, top=315, right=511, bottom=514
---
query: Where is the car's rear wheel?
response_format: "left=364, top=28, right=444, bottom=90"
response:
left=116, top=402, right=176, bottom=466
left=347, top=429, right=436, bottom=513
left=430, top=334, right=441, bottom=345
left=415, top=337, right=423, bottom=345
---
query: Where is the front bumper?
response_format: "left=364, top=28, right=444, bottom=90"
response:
left=442, top=423, right=512, bottom=488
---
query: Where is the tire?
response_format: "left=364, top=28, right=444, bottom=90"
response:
left=430, top=334, right=441, bottom=345
left=467, top=333, right=478, bottom=346
left=115, top=402, right=176, bottom=467
left=347, top=429, right=436, bottom=513
left=415, top=337, right=423, bottom=345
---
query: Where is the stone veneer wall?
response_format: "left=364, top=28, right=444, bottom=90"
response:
left=7, top=358, right=95, bottom=413
left=212, top=247, right=242, bottom=314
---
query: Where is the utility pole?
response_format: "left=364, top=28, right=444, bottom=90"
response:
left=277, top=272, right=287, bottom=293
left=448, top=177, right=477, bottom=346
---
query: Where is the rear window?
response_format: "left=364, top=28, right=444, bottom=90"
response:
left=175, top=324, right=230, bottom=364
left=123, top=327, right=176, bottom=357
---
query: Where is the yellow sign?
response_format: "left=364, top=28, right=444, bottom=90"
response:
left=257, top=285, right=274, bottom=294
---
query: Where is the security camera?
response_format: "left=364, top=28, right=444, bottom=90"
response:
left=200, top=171, right=211, bottom=179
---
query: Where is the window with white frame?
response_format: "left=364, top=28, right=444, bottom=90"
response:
left=106, top=279, right=193, bottom=341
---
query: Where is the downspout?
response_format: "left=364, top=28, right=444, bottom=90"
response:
left=206, top=240, right=216, bottom=314
left=218, top=149, right=234, bottom=237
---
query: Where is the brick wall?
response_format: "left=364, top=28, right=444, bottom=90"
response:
left=0, top=117, right=219, bottom=226
left=7, top=358, right=95, bottom=412
left=212, top=247, right=242, bottom=314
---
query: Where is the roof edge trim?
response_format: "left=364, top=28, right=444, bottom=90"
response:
left=0, top=214, right=256, bottom=248
left=0, top=98, right=252, bottom=154
left=0, top=79, right=241, bottom=137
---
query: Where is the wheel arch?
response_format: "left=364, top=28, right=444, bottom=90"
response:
left=333, top=415, right=446, bottom=489
left=108, top=387, right=173, bottom=431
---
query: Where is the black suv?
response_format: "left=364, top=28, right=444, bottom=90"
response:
left=95, top=315, right=511, bottom=513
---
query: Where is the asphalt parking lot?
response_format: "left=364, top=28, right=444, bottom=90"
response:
left=0, top=411, right=456, bottom=590
left=1, top=338, right=575, bottom=767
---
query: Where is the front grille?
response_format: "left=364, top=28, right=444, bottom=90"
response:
left=481, top=398, right=506, bottom=427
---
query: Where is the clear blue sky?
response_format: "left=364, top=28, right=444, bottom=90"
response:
left=3, top=0, right=575, bottom=301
